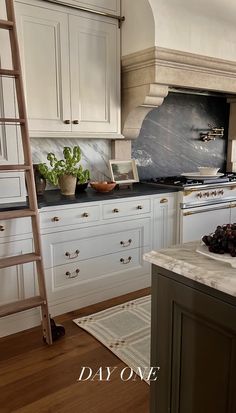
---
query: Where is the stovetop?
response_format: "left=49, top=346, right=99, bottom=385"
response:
left=142, top=173, right=236, bottom=189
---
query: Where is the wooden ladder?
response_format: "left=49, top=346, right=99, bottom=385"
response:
left=0, top=0, right=52, bottom=344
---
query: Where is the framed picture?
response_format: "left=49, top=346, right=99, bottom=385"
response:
left=109, top=159, right=139, bottom=184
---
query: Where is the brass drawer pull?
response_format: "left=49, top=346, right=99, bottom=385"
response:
left=120, top=239, right=132, bottom=247
left=113, top=208, right=119, bottom=213
left=64, top=119, right=71, bottom=124
left=82, top=212, right=89, bottom=218
left=0, top=225, right=5, bottom=231
left=52, top=216, right=60, bottom=222
left=120, top=256, right=132, bottom=264
left=137, top=205, right=143, bottom=210
left=65, top=249, right=80, bottom=259
left=66, top=269, right=80, bottom=279
left=160, top=198, right=168, bottom=204
left=73, top=120, right=79, bottom=124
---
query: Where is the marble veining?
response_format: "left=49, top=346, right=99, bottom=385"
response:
left=31, top=138, right=111, bottom=186
left=133, top=92, right=229, bottom=180
left=144, top=242, right=236, bottom=298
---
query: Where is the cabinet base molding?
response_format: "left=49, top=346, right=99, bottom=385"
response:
left=0, top=308, right=41, bottom=338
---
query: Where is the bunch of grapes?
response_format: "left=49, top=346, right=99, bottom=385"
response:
left=202, top=224, right=236, bottom=257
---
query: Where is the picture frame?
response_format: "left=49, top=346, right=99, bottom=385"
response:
left=109, top=159, right=139, bottom=184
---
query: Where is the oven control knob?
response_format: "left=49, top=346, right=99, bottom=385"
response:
left=218, top=189, right=224, bottom=196
left=211, top=190, right=217, bottom=197
left=196, top=192, right=203, bottom=198
left=203, top=192, right=210, bottom=198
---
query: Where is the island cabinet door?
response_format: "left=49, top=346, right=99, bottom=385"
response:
left=151, top=272, right=236, bottom=413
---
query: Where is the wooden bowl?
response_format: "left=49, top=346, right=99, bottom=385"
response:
left=90, top=181, right=117, bottom=192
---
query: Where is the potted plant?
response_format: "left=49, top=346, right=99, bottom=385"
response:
left=38, top=146, right=90, bottom=196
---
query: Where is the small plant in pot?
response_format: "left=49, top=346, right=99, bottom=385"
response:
left=38, top=146, right=90, bottom=196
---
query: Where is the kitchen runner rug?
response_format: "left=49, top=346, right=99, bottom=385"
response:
left=73, top=295, right=151, bottom=383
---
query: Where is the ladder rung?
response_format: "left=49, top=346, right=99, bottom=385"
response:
left=0, top=209, right=36, bottom=220
left=0, top=118, right=25, bottom=124
left=0, top=253, right=41, bottom=269
left=0, top=19, right=14, bottom=30
left=0, top=69, right=20, bottom=77
left=0, top=164, right=31, bottom=171
left=0, top=296, right=45, bottom=317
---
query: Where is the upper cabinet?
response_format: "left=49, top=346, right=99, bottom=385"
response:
left=15, top=0, right=122, bottom=139
left=60, top=0, right=120, bottom=15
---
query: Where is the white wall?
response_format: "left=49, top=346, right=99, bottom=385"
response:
left=122, top=0, right=236, bottom=61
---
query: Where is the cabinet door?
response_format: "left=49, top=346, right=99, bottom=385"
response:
left=61, top=0, right=120, bottom=15
left=153, top=194, right=177, bottom=250
left=69, top=13, right=120, bottom=134
left=15, top=2, right=71, bottom=133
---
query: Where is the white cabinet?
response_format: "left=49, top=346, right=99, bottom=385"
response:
left=15, top=0, right=121, bottom=138
left=60, top=0, right=120, bottom=15
left=231, top=203, right=236, bottom=224
left=153, top=194, right=177, bottom=250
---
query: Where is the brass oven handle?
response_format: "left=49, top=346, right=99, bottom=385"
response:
left=64, top=119, right=71, bottom=124
left=183, top=204, right=231, bottom=216
left=82, top=212, right=89, bottom=218
left=66, top=269, right=80, bottom=279
left=0, top=225, right=5, bottom=231
left=120, top=239, right=132, bottom=247
left=137, top=205, right=143, bottom=210
left=65, top=249, right=80, bottom=259
left=52, top=216, right=60, bottom=222
left=113, top=208, right=119, bottom=213
left=120, top=256, right=132, bottom=264
left=160, top=198, right=168, bottom=204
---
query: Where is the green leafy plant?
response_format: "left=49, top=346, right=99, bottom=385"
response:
left=38, top=146, right=90, bottom=186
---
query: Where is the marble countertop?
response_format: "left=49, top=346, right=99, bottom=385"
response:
left=144, top=242, right=236, bottom=298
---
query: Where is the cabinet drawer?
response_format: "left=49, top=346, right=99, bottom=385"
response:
left=102, top=198, right=151, bottom=220
left=40, top=204, right=100, bottom=229
left=0, top=173, right=26, bottom=204
left=49, top=247, right=148, bottom=292
left=0, top=217, right=31, bottom=239
left=42, top=218, right=151, bottom=268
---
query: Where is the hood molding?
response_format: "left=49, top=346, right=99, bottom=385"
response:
left=122, top=46, right=236, bottom=139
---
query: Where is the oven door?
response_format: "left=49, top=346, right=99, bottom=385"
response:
left=180, top=203, right=231, bottom=243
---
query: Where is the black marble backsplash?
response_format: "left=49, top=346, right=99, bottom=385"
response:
left=132, top=92, right=229, bottom=180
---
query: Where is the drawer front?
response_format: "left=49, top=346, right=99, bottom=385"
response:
left=42, top=218, right=151, bottom=268
left=40, top=204, right=100, bottom=229
left=102, top=198, right=151, bottom=220
left=0, top=217, right=31, bottom=238
left=47, top=247, right=150, bottom=295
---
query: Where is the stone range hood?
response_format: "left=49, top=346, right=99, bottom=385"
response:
left=120, top=46, right=236, bottom=171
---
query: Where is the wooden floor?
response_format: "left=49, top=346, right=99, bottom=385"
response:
left=0, top=289, right=150, bottom=413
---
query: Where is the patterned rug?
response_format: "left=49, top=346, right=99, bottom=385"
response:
left=73, top=295, right=151, bottom=383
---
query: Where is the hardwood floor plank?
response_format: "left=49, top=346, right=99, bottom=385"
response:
left=0, top=289, right=150, bottom=413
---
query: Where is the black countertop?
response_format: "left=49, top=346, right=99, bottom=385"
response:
left=0, top=183, right=178, bottom=211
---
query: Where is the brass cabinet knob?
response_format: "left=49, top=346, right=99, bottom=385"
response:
left=64, top=119, right=71, bottom=124
left=160, top=198, right=168, bottom=204
left=73, top=120, right=79, bottom=124
left=120, top=256, right=132, bottom=264
left=0, top=225, right=5, bottom=231
left=82, top=212, right=89, bottom=218
left=113, top=208, right=119, bottom=213
left=137, top=205, right=143, bottom=210
left=66, top=268, right=80, bottom=279
left=52, top=216, right=60, bottom=222
left=65, top=249, right=80, bottom=259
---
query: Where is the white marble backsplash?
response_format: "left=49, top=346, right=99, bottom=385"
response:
left=31, top=138, right=112, bottom=187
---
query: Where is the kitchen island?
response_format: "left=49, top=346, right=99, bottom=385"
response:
left=144, top=242, right=236, bottom=413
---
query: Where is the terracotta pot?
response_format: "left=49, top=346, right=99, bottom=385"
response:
left=58, top=174, right=77, bottom=196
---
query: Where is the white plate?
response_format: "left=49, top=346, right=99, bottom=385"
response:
left=196, top=243, right=236, bottom=268
left=181, top=172, right=224, bottom=179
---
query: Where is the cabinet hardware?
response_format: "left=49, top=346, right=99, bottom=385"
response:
left=82, top=212, right=89, bottom=218
left=231, top=204, right=236, bottom=208
left=0, top=225, right=5, bottom=231
left=72, top=120, right=79, bottom=124
left=65, top=249, right=80, bottom=259
left=64, top=119, right=71, bottom=124
left=66, top=269, right=80, bottom=278
left=183, top=205, right=231, bottom=216
left=120, top=256, right=132, bottom=264
left=52, top=216, right=60, bottom=222
left=160, top=198, right=168, bottom=204
left=113, top=208, right=119, bottom=213
left=120, top=239, right=132, bottom=247
left=137, top=205, right=143, bottom=210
